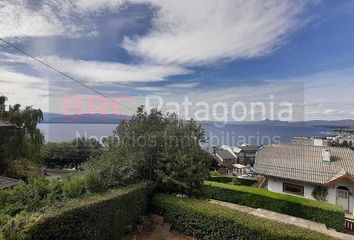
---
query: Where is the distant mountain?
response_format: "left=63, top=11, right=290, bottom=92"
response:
left=43, top=113, right=131, bottom=124
left=199, top=119, right=354, bottom=127
left=42, top=113, right=354, bottom=127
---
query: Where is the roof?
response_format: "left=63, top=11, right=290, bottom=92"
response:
left=233, top=163, right=249, bottom=169
left=215, top=149, right=237, bottom=160
left=0, top=176, right=20, bottom=190
left=254, top=144, right=354, bottom=184
left=240, top=145, right=259, bottom=152
left=0, top=120, right=20, bottom=129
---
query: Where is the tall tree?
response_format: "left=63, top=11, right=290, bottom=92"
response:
left=0, top=96, right=44, bottom=167
left=89, top=106, right=211, bottom=195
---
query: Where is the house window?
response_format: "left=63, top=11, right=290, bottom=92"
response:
left=283, top=182, right=304, bottom=196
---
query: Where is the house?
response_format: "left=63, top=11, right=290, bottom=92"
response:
left=291, top=137, right=331, bottom=146
left=238, top=145, right=259, bottom=166
left=0, top=176, right=20, bottom=190
left=254, top=144, right=354, bottom=215
left=220, top=144, right=259, bottom=166
left=214, top=149, right=237, bottom=175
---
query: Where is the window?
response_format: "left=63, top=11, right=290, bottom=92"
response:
left=283, top=182, right=304, bottom=196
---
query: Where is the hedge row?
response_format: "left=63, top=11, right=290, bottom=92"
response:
left=203, top=181, right=344, bottom=231
left=151, top=194, right=333, bottom=240
left=4, top=182, right=154, bottom=240
left=208, top=176, right=257, bottom=186
left=207, top=176, right=232, bottom=183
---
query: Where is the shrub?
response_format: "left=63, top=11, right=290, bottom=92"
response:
left=207, top=176, right=232, bottom=183
left=2, top=177, right=51, bottom=213
left=4, top=159, right=41, bottom=180
left=46, top=179, right=64, bottom=203
left=84, top=172, right=106, bottom=194
left=151, top=194, right=332, bottom=240
left=203, top=181, right=345, bottom=231
left=209, top=170, right=220, bottom=177
left=62, top=176, right=85, bottom=198
left=208, top=176, right=257, bottom=186
left=232, top=178, right=257, bottom=186
left=4, top=182, right=154, bottom=240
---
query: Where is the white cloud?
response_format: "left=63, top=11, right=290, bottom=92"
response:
left=0, top=0, right=127, bottom=39
left=40, top=57, right=191, bottom=84
left=0, top=68, right=49, bottom=110
left=123, top=0, right=309, bottom=65
left=0, top=54, right=191, bottom=84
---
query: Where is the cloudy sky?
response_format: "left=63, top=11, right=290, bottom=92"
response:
left=0, top=0, right=354, bottom=121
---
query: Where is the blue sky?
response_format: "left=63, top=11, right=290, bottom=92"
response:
left=0, top=0, right=354, bottom=120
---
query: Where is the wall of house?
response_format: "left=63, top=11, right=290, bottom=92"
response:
left=267, top=177, right=354, bottom=215
left=267, top=177, right=317, bottom=200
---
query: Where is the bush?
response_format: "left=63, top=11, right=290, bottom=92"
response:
left=4, top=182, right=154, bottom=240
left=62, top=176, right=85, bottom=198
left=208, top=176, right=257, bottom=186
left=203, top=181, right=345, bottom=231
left=207, top=176, right=233, bottom=183
left=232, top=178, right=257, bottom=186
left=84, top=172, right=106, bottom=194
left=151, top=194, right=332, bottom=240
left=4, top=159, right=41, bottom=180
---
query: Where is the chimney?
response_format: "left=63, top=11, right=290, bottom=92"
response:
left=212, top=146, right=216, bottom=155
left=322, top=149, right=331, bottom=163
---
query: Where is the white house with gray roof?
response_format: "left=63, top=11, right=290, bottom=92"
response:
left=255, top=144, right=354, bottom=215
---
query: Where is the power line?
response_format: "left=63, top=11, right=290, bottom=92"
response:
left=0, top=38, right=136, bottom=113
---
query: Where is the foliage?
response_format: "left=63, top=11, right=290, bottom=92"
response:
left=3, top=182, right=154, bottom=240
left=209, top=170, right=221, bottom=177
left=88, top=106, right=211, bottom=195
left=207, top=176, right=233, bottom=183
left=151, top=194, right=332, bottom=240
left=208, top=176, right=257, bottom=186
left=0, top=95, right=44, bottom=167
left=4, top=159, right=41, bottom=180
left=62, top=175, right=85, bottom=198
left=311, top=185, right=328, bottom=201
left=203, top=181, right=344, bottom=231
left=41, top=138, right=102, bottom=169
left=84, top=172, right=106, bottom=194
left=232, top=178, right=257, bottom=186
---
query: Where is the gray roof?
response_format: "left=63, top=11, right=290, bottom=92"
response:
left=254, top=144, right=354, bottom=184
left=0, top=176, right=20, bottom=190
left=240, top=145, right=259, bottom=152
left=215, top=149, right=237, bottom=160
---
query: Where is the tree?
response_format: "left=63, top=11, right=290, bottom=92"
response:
left=0, top=96, right=44, bottom=168
left=88, top=106, right=211, bottom=195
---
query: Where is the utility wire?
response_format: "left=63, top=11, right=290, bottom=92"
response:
left=0, top=38, right=136, bottom=113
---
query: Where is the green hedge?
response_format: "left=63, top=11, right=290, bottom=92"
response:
left=151, top=194, right=333, bottom=240
left=4, top=182, right=154, bottom=240
left=208, top=176, right=257, bottom=186
left=207, top=176, right=232, bottom=183
left=203, top=181, right=344, bottom=231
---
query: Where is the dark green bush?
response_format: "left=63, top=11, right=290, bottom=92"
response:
left=208, top=176, right=257, bottom=186
left=203, top=181, right=344, bottom=231
left=84, top=172, right=106, bottom=194
left=207, top=176, right=233, bottom=183
left=232, top=178, right=257, bottom=186
left=151, top=194, right=332, bottom=240
left=62, top=175, right=85, bottom=198
left=4, top=182, right=154, bottom=240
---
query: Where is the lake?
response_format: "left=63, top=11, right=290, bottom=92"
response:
left=38, top=123, right=330, bottom=147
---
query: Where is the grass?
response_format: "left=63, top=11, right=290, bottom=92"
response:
left=204, top=181, right=341, bottom=211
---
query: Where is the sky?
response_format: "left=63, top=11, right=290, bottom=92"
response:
left=0, top=0, right=354, bottom=121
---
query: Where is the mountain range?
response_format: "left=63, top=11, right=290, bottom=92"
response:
left=42, top=113, right=354, bottom=127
